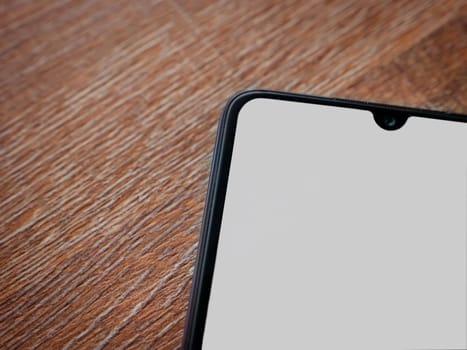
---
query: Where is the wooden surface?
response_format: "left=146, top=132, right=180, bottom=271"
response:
left=1, top=0, right=466, bottom=349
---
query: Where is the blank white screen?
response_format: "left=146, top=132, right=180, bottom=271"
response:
left=203, top=98, right=467, bottom=349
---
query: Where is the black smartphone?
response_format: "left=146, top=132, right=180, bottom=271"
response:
left=183, top=90, right=467, bottom=350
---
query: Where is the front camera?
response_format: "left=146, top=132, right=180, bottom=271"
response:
left=373, top=113, right=408, bottom=131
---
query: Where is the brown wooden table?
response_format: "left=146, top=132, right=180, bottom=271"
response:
left=1, top=1, right=466, bottom=349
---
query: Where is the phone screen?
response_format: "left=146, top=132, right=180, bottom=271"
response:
left=202, top=98, right=467, bottom=349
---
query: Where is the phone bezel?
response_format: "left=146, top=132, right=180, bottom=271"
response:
left=182, top=90, right=467, bottom=349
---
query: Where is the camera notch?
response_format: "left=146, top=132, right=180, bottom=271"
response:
left=373, top=111, right=408, bottom=131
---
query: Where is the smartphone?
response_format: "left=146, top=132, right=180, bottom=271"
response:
left=183, top=90, right=467, bottom=350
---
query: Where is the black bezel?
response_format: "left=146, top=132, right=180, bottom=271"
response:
left=182, top=90, right=467, bottom=349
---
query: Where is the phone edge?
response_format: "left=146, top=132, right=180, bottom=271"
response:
left=181, top=89, right=467, bottom=349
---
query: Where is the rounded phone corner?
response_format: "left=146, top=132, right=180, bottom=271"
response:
left=220, top=90, right=268, bottom=124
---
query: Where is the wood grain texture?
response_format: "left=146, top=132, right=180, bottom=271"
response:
left=0, top=0, right=466, bottom=349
